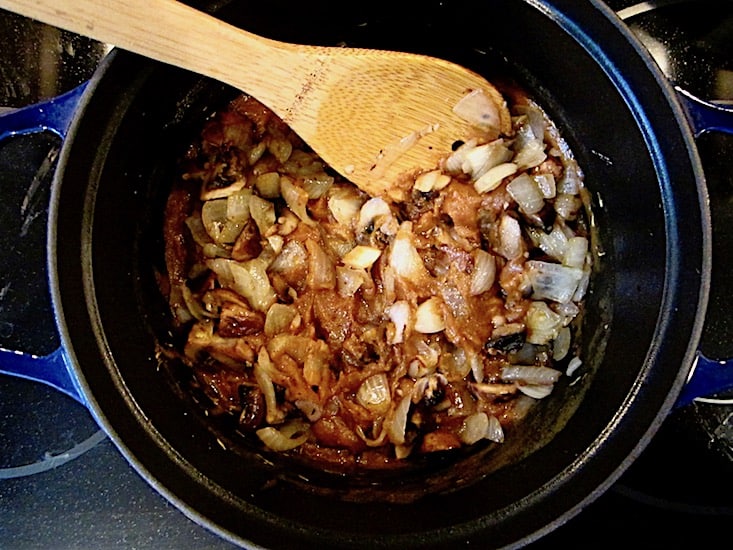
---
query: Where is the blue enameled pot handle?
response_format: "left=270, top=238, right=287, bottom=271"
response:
left=676, top=87, right=733, bottom=139
left=674, top=87, right=733, bottom=407
left=0, top=83, right=731, bottom=408
left=0, top=83, right=87, bottom=404
left=0, top=83, right=87, bottom=142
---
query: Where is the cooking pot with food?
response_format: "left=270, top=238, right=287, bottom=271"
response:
left=1, top=0, right=733, bottom=547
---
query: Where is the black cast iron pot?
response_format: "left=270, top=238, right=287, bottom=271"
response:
left=2, top=0, right=733, bottom=547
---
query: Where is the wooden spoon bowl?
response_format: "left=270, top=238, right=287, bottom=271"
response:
left=0, top=0, right=511, bottom=197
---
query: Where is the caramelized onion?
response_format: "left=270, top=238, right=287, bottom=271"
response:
left=357, top=373, right=392, bottom=414
left=413, top=169, right=451, bottom=193
left=526, top=261, right=584, bottom=304
left=507, top=173, right=545, bottom=215
left=460, top=412, right=490, bottom=445
left=470, top=249, right=496, bottom=296
left=342, top=245, right=382, bottom=269
left=280, top=176, right=315, bottom=226
left=387, top=300, right=410, bottom=344
left=414, top=297, right=446, bottom=334
left=501, top=365, right=562, bottom=385
left=162, top=88, right=593, bottom=466
left=256, top=419, right=309, bottom=451
left=387, top=394, right=412, bottom=446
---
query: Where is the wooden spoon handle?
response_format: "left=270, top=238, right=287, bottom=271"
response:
left=0, top=0, right=315, bottom=117
left=2, top=0, right=510, bottom=197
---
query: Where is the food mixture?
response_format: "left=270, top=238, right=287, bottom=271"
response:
left=160, top=87, right=591, bottom=469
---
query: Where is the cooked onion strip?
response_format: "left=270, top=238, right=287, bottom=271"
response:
left=414, top=297, right=446, bottom=334
left=256, top=419, right=309, bottom=451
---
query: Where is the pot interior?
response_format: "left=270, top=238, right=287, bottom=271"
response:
left=51, top=0, right=707, bottom=547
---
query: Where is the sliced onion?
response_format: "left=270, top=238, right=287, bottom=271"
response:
left=513, top=139, right=546, bottom=170
left=394, top=443, right=413, bottom=460
left=444, top=138, right=478, bottom=174
left=563, top=236, right=588, bottom=268
left=460, top=412, right=490, bottom=445
left=234, top=259, right=277, bottom=312
left=501, top=365, right=562, bottom=385
left=200, top=178, right=246, bottom=201
left=305, top=238, right=336, bottom=290
left=554, top=301, right=580, bottom=326
left=557, top=165, right=583, bottom=195
left=517, top=383, right=554, bottom=399
left=414, top=340, right=440, bottom=370
left=532, top=225, right=569, bottom=261
left=254, top=172, right=281, bottom=198
left=414, top=297, right=446, bottom=334
left=525, top=301, right=564, bottom=345
left=248, top=141, right=267, bottom=165
left=342, top=245, right=382, bottom=269
left=264, top=303, right=298, bottom=336
left=554, top=193, right=582, bottom=220
left=254, top=348, right=285, bottom=424
left=526, top=260, right=584, bottom=304
left=181, top=285, right=206, bottom=321
left=387, top=300, right=410, bottom=344
left=266, top=234, right=284, bottom=255
left=470, top=250, right=496, bottom=296
left=207, top=258, right=277, bottom=313
left=387, top=394, right=412, bottom=445
left=335, top=266, right=369, bottom=297
left=470, top=383, right=517, bottom=400
left=414, top=169, right=451, bottom=193
left=202, top=198, right=245, bottom=244
left=256, top=419, right=309, bottom=451
left=303, top=342, right=330, bottom=387
left=302, top=174, right=334, bottom=199
left=486, top=415, right=505, bottom=443
left=389, top=222, right=429, bottom=283
left=202, top=242, right=231, bottom=259
left=270, top=240, right=307, bottom=272
left=566, top=356, right=583, bottom=377
left=552, top=326, right=571, bottom=361
left=357, top=373, right=392, bottom=414
left=439, top=346, right=470, bottom=379
left=533, top=173, right=556, bottom=199
left=514, top=104, right=547, bottom=138
left=469, top=351, right=484, bottom=382
left=474, top=162, right=518, bottom=194
left=497, top=214, right=523, bottom=260
left=507, top=173, right=545, bottom=215
left=185, top=214, right=211, bottom=246
left=226, top=190, right=252, bottom=223
left=248, top=194, right=276, bottom=236
left=295, top=400, right=323, bottom=422
left=356, top=423, right=389, bottom=447
left=280, top=176, right=315, bottom=226
left=573, top=267, right=590, bottom=302
left=513, top=122, right=547, bottom=169
left=462, top=140, right=512, bottom=180
left=267, top=137, right=293, bottom=163
left=328, top=187, right=364, bottom=227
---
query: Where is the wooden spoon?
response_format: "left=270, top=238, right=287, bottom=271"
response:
left=0, top=0, right=511, bottom=198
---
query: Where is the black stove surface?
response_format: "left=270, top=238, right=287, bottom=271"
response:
left=1, top=1, right=732, bottom=548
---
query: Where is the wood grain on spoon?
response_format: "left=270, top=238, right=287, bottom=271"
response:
left=0, top=0, right=511, bottom=198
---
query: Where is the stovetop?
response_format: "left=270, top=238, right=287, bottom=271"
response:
left=1, top=1, right=731, bottom=547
